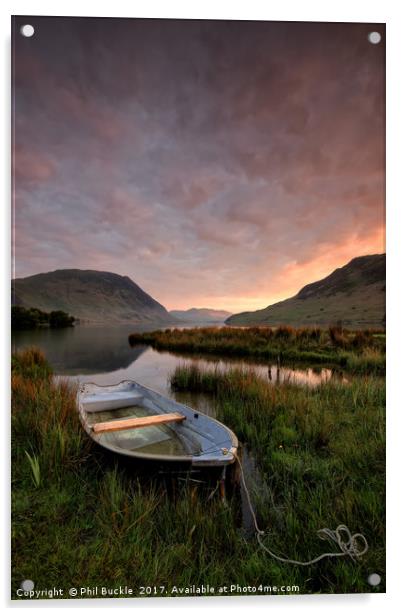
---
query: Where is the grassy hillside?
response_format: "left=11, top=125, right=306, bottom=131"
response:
left=226, top=254, right=385, bottom=328
left=12, top=269, right=175, bottom=324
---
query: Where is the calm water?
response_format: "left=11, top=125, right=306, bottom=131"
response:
left=12, top=324, right=344, bottom=532
left=12, top=324, right=344, bottom=417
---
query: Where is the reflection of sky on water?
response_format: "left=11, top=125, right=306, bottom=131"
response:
left=48, top=343, right=346, bottom=392
left=14, top=324, right=352, bottom=530
left=13, top=325, right=348, bottom=399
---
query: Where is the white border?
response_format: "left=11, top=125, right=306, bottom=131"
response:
left=2, top=1, right=401, bottom=614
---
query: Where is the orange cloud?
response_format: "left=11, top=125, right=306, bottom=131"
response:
left=166, top=226, right=385, bottom=312
left=13, top=18, right=385, bottom=316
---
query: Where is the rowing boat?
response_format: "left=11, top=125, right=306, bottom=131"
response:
left=77, top=380, right=238, bottom=468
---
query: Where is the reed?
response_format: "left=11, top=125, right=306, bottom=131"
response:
left=24, top=451, right=41, bottom=488
left=128, top=326, right=385, bottom=374
left=170, top=364, right=385, bottom=592
left=12, top=348, right=385, bottom=597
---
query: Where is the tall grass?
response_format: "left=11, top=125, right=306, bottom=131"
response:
left=128, top=326, right=385, bottom=374
left=12, top=348, right=242, bottom=597
left=12, top=348, right=385, bottom=597
left=170, top=364, right=385, bottom=591
left=12, top=350, right=88, bottom=479
left=24, top=451, right=41, bottom=488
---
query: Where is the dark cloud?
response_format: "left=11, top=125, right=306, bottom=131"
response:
left=12, top=17, right=385, bottom=310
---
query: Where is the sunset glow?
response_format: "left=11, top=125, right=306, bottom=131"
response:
left=13, top=18, right=385, bottom=313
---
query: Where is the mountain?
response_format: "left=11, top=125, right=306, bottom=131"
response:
left=12, top=269, right=176, bottom=324
left=169, top=308, right=232, bottom=323
left=226, top=254, right=385, bottom=328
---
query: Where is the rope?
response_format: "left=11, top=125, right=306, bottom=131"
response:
left=196, top=439, right=234, bottom=457
left=235, top=452, right=369, bottom=566
left=191, top=436, right=369, bottom=564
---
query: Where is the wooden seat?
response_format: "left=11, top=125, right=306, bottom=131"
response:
left=92, top=412, right=186, bottom=434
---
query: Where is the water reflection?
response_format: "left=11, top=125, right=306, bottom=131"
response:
left=12, top=324, right=348, bottom=426
left=12, top=324, right=346, bottom=532
left=12, top=325, right=147, bottom=374
left=12, top=324, right=346, bottom=390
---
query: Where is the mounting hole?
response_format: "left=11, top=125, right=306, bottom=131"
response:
left=20, top=24, right=35, bottom=38
left=367, top=573, right=381, bottom=586
left=20, top=579, right=35, bottom=592
left=368, top=31, right=381, bottom=45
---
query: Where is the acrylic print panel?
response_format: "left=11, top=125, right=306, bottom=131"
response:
left=11, top=16, right=385, bottom=599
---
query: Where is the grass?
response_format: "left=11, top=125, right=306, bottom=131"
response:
left=170, top=364, right=385, bottom=592
left=12, top=347, right=385, bottom=598
left=128, top=326, right=386, bottom=375
left=24, top=451, right=41, bottom=488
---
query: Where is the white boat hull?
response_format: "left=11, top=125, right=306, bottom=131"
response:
left=78, top=380, right=238, bottom=468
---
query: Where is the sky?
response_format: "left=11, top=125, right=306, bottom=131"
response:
left=12, top=17, right=385, bottom=312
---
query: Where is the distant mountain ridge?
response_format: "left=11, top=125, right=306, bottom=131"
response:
left=12, top=269, right=175, bottom=324
left=170, top=308, right=232, bottom=323
left=226, top=254, right=385, bottom=328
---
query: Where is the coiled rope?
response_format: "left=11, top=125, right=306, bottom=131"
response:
left=235, top=452, right=369, bottom=566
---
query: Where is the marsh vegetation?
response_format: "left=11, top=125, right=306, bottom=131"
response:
left=129, top=326, right=385, bottom=375
left=12, top=347, right=385, bottom=596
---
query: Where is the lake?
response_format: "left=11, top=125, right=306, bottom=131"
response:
left=12, top=323, right=345, bottom=418
left=12, top=323, right=347, bottom=533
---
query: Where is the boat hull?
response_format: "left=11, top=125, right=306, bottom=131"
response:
left=78, top=380, right=238, bottom=469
